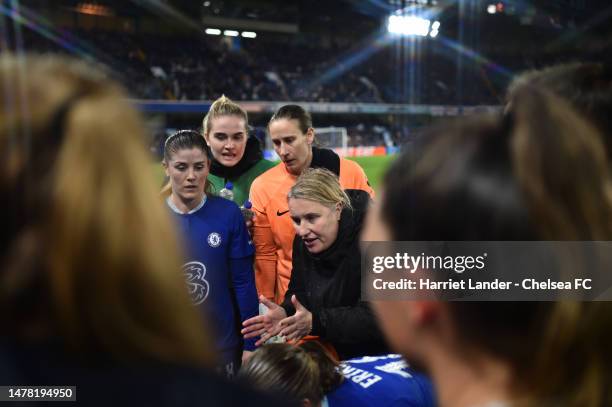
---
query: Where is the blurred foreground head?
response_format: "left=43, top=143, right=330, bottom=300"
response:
left=364, top=86, right=612, bottom=406
left=507, top=62, right=612, bottom=160
left=239, top=342, right=342, bottom=407
left=0, top=54, right=213, bottom=365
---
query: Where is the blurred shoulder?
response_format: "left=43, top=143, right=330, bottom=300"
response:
left=0, top=340, right=288, bottom=407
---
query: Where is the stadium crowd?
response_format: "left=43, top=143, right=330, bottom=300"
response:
left=19, top=27, right=610, bottom=106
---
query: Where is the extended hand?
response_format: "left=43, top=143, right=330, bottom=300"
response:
left=241, top=295, right=287, bottom=346
left=279, top=295, right=312, bottom=342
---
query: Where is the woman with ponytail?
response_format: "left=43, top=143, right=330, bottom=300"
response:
left=362, top=85, right=612, bottom=407
left=202, top=95, right=275, bottom=206
left=163, top=129, right=259, bottom=377
left=0, top=54, right=278, bottom=406
left=160, top=95, right=274, bottom=214
left=239, top=342, right=435, bottom=407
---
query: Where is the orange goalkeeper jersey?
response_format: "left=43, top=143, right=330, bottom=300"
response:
left=249, top=150, right=374, bottom=304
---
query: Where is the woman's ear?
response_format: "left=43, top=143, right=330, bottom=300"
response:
left=335, top=202, right=342, bottom=221
left=305, top=127, right=315, bottom=145
left=301, top=398, right=313, bottom=407
left=162, top=160, right=169, bottom=177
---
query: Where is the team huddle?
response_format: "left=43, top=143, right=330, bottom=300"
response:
left=161, top=97, right=387, bottom=368
left=3, top=54, right=612, bottom=407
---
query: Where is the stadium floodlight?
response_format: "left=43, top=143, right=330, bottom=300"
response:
left=429, top=29, right=439, bottom=38
left=223, top=30, right=239, bottom=37
left=388, top=15, right=431, bottom=37
left=241, top=31, right=257, bottom=38
left=487, top=4, right=497, bottom=14
left=431, top=20, right=440, bottom=30
left=205, top=28, right=221, bottom=35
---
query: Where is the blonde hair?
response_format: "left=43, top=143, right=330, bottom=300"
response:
left=0, top=54, right=214, bottom=366
left=239, top=343, right=343, bottom=405
left=288, top=168, right=352, bottom=210
left=202, top=95, right=248, bottom=137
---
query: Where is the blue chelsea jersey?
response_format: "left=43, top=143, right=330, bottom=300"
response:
left=324, top=354, right=436, bottom=407
left=168, top=196, right=257, bottom=352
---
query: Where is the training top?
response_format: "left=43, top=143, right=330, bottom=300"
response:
left=167, top=195, right=259, bottom=352
left=249, top=147, right=374, bottom=303
left=324, top=354, right=436, bottom=407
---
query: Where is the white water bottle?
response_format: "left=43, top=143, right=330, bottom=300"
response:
left=219, top=182, right=234, bottom=201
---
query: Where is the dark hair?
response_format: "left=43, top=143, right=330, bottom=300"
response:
left=380, top=86, right=612, bottom=405
left=268, top=104, right=313, bottom=134
left=163, top=130, right=213, bottom=195
left=238, top=343, right=343, bottom=405
left=163, top=130, right=211, bottom=162
left=507, top=62, right=612, bottom=160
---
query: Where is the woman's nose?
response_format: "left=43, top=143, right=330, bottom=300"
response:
left=297, top=223, right=309, bottom=237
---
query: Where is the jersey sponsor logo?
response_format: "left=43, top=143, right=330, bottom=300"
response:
left=182, top=261, right=210, bottom=305
left=276, top=209, right=290, bottom=216
left=207, top=232, right=222, bottom=247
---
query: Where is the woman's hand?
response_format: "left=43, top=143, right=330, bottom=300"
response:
left=279, top=295, right=312, bottom=341
left=241, top=295, right=287, bottom=346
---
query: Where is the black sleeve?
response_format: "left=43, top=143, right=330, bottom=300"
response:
left=311, top=301, right=382, bottom=344
left=281, top=236, right=307, bottom=317
left=310, top=217, right=381, bottom=344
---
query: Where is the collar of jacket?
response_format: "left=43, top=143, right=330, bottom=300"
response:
left=308, top=190, right=370, bottom=268
left=309, top=146, right=340, bottom=176
left=209, top=136, right=263, bottom=180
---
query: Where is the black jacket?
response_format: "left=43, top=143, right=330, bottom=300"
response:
left=282, top=189, right=387, bottom=359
